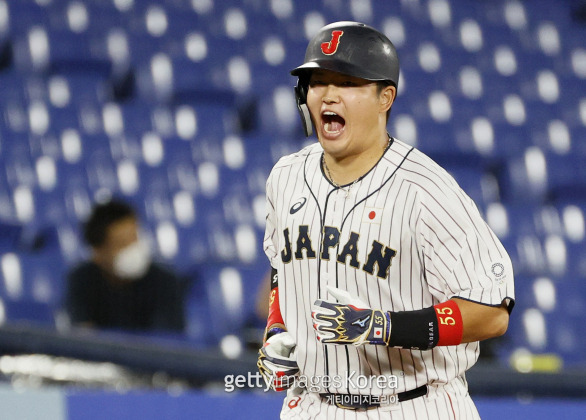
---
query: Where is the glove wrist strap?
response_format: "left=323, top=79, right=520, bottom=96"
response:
left=367, top=310, right=392, bottom=345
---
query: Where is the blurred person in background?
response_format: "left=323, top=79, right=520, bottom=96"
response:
left=65, top=199, right=186, bottom=333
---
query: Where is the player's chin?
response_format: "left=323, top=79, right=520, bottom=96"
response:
left=319, top=138, right=345, bottom=159
left=318, top=127, right=349, bottom=156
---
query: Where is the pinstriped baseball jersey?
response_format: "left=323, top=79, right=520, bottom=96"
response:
left=263, top=138, right=515, bottom=397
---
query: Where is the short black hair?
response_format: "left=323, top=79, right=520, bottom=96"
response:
left=83, top=199, right=136, bottom=247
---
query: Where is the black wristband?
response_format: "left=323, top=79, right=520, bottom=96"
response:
left=388, top=307, right=439, bottom=350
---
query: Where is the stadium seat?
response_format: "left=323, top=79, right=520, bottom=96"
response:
left=199, top=264, right=246, bottom=342
left=256, top=84, right=305, bottom=137
left=241, top=134, right=280, bottom=174
left=0, top=250, right=66, bottom=326
left=544, top=151, right=586, bottom=202
left=0, top=298, right=55, bottom=326
left=4, top=1, right=51, bottom=37
left=165, top=145, right=199, bottom=191
left=190, top=260, right=268, bottom=344
left=564, top=240, right=586, bottom=279
left=3, top=141, right=37, bottom=189
left=498, top=147, right=549, bottom=204
left=444, top=165, right=496, bottom=209
left=0, top=0, right=8, bottom=51
left=12, top=27, right=113, bottom=76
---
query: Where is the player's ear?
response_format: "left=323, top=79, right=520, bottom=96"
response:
left=379, top=85, right=396, bottom=114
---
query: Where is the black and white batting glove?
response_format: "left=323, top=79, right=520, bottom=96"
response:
left=257, top=331, right=299, bottom=391
left=312, top=286, right=392, bottom=346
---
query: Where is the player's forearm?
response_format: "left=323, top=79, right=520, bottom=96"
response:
left=453, top=298, right=509, bottom=343
left=388, top=299, right=509, bottom=348
left=312, top=286, right=512, bottom=349
left=386, top=300, right=463, bottom=349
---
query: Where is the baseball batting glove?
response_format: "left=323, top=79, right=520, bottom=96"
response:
left=312, top=286, right=391, bottom=346
left=257, top=331, right=299, bottom=391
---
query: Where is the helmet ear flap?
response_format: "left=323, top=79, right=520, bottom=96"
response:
left=294, top=78, right=313, bottom=137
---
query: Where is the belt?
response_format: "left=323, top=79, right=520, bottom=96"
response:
left=320, top=385, right=428, bottom=410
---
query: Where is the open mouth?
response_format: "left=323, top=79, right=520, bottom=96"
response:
left=322, top=111, right=346, bottom=135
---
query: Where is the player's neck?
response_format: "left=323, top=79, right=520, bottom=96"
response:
left=323, top=136, right=391, bottom=186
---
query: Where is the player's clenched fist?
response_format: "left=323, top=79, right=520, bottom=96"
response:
left=312, top=286, right=392, bottom=346
left=257, top=331, right=300, bottom=391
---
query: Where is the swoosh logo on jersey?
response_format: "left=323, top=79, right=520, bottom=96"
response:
left=290, top=197, right=307, bottom=214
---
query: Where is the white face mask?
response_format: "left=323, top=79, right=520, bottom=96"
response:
left=112, top=240, right=151, bottom=280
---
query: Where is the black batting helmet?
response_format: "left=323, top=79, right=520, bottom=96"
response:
left=290, top=21, right=400, bottom=137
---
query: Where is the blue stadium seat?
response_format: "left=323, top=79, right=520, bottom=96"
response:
left=490, top=121, right=531, bottom=159
left=498, top=148, right=548, bottom=204
left=60, top=182, right=94, bottom=222
left=4, top=1, right=51, bottom=37
left=165, top=143, right=199, bottom=190
left=199, top=263, right=246, bottom=342
left=256, top=84, right=304, bottom=137
left=544, top=152, right=586, bottom=202
left=84, top=149, right=119, bottom=194
left=414, top=121, right=474, bottom=165
left=3, top=141, right=36, bottom=189
left=499, top=234, right=543, bottom=277
left=49, top=73, right=113, bottom=106
left=15, top=0, right=124, bottom=35
left=0, top=221, right=25, bottom=253
left=0, top=250, right=66, bottom=327
left=1, top=298, right=56, bottom=326
left=542, top=277, right=586, bottom=365
left=0, top=0, right=9, bottom=52
left=168, top=222, right=210, bottom=270
left=12, top=27, right=112, bottom=77
left=27, top=188, right=67, bottom=228
left=125, top=30, right=170, bottom=68
left=134, top=54, right=239, bottom=109
left=0, top=71, right=31, bottom=107
left=241, top=134, right=280, bottom=174
left=505, top=203, right=563, bottom=239
left=444, top=165, right=495, bottom=209
left=190, top=260, right=268, bottom=344
left=564, top=240, right=586, bottom=279
left=188, top=136, right=228, bottom=167
left=522, top=0, right=573, bottom=29
left=248, top=58, right=295, bottom=97
left=184, top=276, right=215, bottom=345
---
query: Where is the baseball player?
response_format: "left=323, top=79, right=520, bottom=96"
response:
left=257, top=21, right=515, bottom=419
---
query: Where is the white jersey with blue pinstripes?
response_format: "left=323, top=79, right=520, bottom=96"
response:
left=263, top=138, right=514, bottom=416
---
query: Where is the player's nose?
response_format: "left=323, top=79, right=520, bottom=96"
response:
left=322, top=84, right=340, bottom=104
